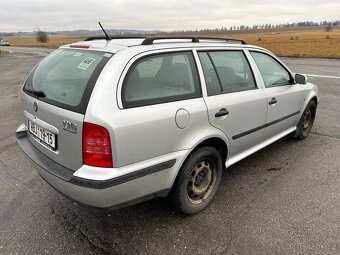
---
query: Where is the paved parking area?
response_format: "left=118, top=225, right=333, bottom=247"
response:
left=0, top=47, right=339, bottom=255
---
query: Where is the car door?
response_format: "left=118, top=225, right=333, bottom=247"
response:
left=114, top=50, right=210, bottom=166
left=249, top=51, right=303, bottom=141
left=196, top=50, right=268, bottom=159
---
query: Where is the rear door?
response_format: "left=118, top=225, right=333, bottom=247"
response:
left=114, top=50, right=208, bottom=167
left=22, top=48, right=111, bottom=170
left=249, top=51, right=303, bottom=141
left=197, top=50, right=267, bottom=158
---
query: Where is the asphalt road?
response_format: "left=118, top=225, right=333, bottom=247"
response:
left=0, top=47, right=339, bottom=255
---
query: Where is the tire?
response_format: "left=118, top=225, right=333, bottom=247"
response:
left=291, top=100, right=316, bottom=140
left=169, top=146, right=223, bottom=214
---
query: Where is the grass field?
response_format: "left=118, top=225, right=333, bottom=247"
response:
left=241, top=30, right=340, bottom=58
left=3, top=28, right=340, bottom=58
left=3, top=35, right=85, bottom=48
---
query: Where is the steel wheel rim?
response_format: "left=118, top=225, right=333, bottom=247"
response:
left=303, top=109, right=312, bottom=131
left=186, top=159, right=216, bottom=204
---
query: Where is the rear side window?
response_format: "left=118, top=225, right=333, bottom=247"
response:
left=122, top=51, right=201, bottom=108
left=24, top=49, right=111, bottom=114
left=250, top=52, right=293, bottom=87
left=198, top=51, right=256, bottom=95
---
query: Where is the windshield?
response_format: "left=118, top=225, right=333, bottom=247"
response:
left=24, top=49, right=112, bottom=113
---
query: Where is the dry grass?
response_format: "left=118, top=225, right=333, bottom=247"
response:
left=3, top=28, right=340, bottom=58
left=215, top=29, right=340, bottom=58
left=4, top=35, right=86, bottom=48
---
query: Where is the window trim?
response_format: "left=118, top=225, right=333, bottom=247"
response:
left=197, top=49, right=258, bottom=96
left=249, top=50, right=295, bottom=88
left=121, top=51, right=202, bottom=109
left=206, top=52, right=224, bottom=92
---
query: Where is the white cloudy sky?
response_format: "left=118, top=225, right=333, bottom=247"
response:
left=0, top=0, right=339, bottom=32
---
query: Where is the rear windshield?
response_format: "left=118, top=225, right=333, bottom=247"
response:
left=24, top=49, right=112, bottom=114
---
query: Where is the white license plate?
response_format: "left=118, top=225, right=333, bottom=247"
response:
left=28, top=121, right=56, bottom=150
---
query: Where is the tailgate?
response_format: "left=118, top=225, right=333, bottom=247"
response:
left=21, top=48, right=112, bottom=171
left=22, top=93, right=84, bottom=171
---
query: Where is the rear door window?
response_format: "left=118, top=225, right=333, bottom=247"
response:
left=198, top=51, right=256, bottom=95
left=24, top=49, right=111, bottom=114
left=122, top=51, right=201, bottom=108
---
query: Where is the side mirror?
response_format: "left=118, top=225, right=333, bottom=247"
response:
left=295, top=73, right=307, bottom=85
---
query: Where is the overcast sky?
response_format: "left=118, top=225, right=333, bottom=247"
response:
left=1, top=0, right=340, bottom=32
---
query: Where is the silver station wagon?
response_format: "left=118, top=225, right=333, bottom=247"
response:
left=16, top=35, right=319, bottom=214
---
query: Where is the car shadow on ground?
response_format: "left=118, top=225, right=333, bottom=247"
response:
left=48, top=136, right=303, bottom=254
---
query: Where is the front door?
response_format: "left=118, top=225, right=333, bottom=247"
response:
left=249, top=51, right=303, bottom=141
left=197, top=50, right=268, bottom=159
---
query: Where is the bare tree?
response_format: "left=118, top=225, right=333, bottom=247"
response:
left=325, top=23, right=333, bottom=32
left=36, top=30, right=49, bottom=43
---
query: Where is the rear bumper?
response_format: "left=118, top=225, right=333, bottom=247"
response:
left=16, top=124, right=184, bottom=209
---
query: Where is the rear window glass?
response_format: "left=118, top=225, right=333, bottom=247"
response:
left=24, top=49, right=111, bottom=113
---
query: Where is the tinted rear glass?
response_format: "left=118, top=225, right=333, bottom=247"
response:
left=122, top=51, right=201, bottom=108
left=24, top=49, right=111, bottom=113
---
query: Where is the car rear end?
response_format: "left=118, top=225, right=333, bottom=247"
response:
left=16, top=46, right=120, bottom=207
left=19, top=48, right=113, bottom=170
left=16, top=43, right=184, bottom=209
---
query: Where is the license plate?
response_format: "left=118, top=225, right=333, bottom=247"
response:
left=28, top=120, right=56, bottom=150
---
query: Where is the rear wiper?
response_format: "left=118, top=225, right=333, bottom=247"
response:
left=25, top=89, right=46, bottom=98
left=33, top=90, right=46, bottom=98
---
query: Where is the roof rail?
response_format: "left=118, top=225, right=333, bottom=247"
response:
left=197, top=36, right=247, bottom=45
left=141, top=36, right=199, bottom=45
left=84, top=35, right=147, bottom=41
left=141, top=35, right=247, bottom=45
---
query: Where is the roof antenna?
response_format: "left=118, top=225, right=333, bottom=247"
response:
left=98, top=22, right=112, bottom=41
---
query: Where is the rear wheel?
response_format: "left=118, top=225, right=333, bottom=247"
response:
left=169, top=146, right=222, bottom=214
left=292, top=100, right=316, bottom=140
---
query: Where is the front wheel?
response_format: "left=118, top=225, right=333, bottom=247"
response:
left=169, top=146, right=223, bottom=214
left=292, top=100, right=316, bottom=140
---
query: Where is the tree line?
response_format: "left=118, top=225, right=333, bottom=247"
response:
left=172, top=20, right=340, bottom=33
left=1, top=19, right=339, bottom=37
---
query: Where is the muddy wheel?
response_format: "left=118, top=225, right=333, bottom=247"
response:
left=292, top=100, right=316, bottom=140
left=169, top=146, right=222, bottom=214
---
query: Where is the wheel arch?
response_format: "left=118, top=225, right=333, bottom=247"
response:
left=311, top=96, right=318, bottom=109
left=300, top=88, right=319, bottom=119
left=169, top=135, right=229, bottom=190
left=191, top=137, right=229, bottom=165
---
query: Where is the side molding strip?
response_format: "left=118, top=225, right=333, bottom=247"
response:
left=70, top=160, right=176, bottom=189
left=233, top=111, right=300, bottom=140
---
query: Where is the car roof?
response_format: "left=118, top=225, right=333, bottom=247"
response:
left=61, top=36, right=266, bottom=54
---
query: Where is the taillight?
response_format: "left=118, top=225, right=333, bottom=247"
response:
left=83, top=122, right=113, bottom=168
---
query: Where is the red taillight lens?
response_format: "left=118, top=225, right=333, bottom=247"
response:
left=70, top=44, right=90, bottom=49
left=83, top=122, right=113, bottom=168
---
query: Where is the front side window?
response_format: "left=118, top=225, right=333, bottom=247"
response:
left=122, top=52, right=201, bottom=108
left=198, top=51, right=256, bottom=95
left=250, top=52, right=293, bottom=87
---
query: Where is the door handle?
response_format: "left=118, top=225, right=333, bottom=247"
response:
left=215, top=108, right=229, bottom=117
left=269, top=97, right=277, bottom=105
